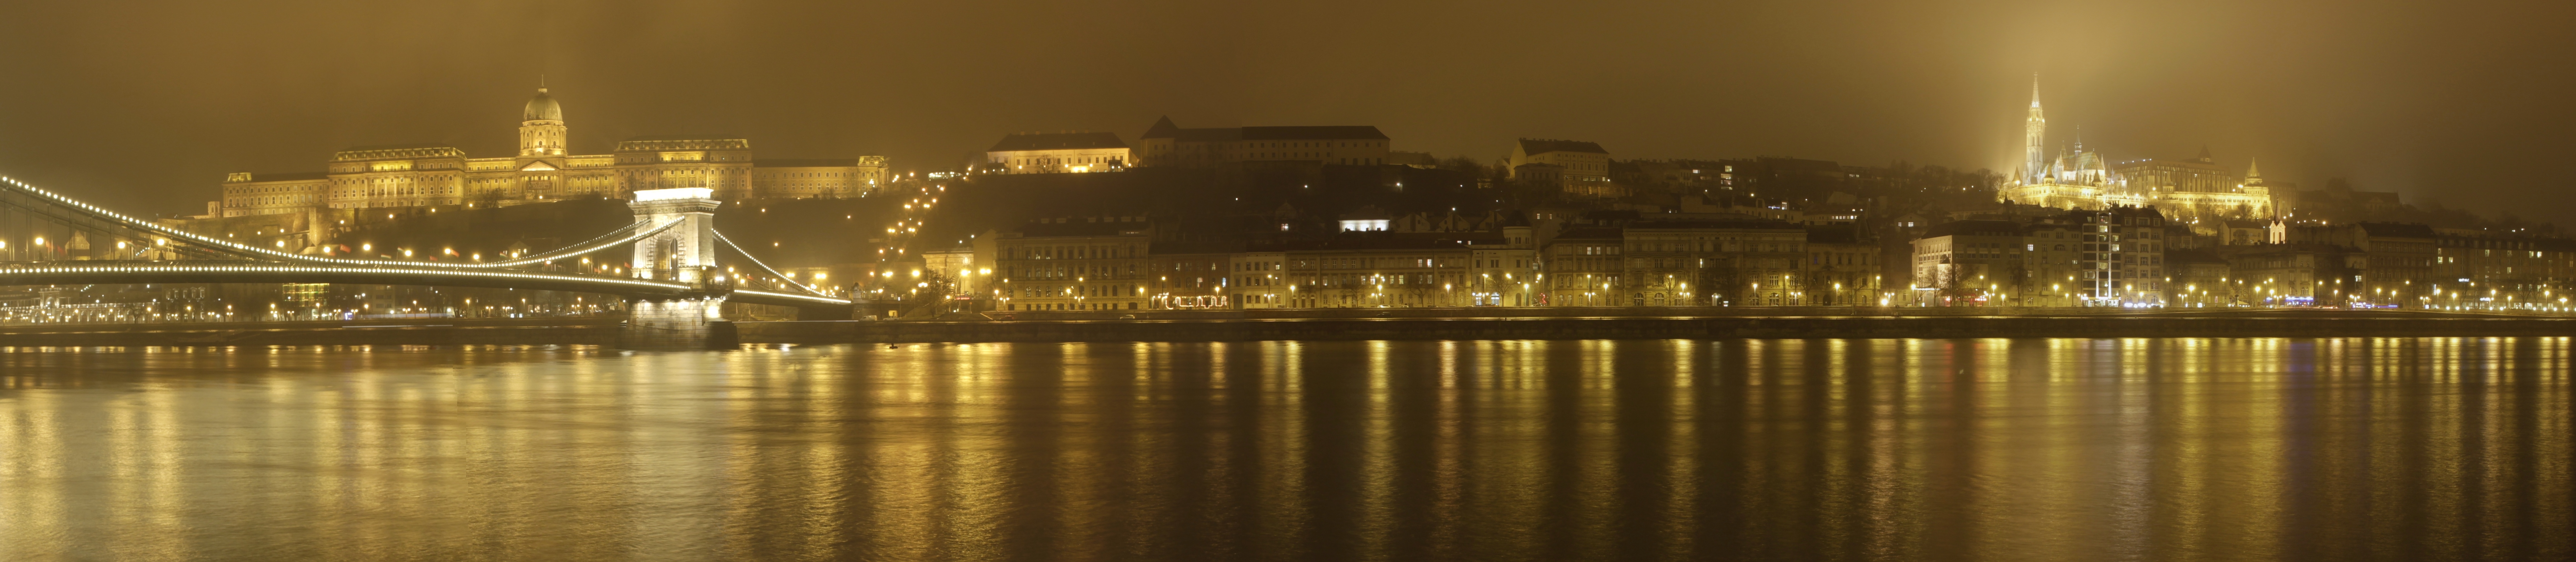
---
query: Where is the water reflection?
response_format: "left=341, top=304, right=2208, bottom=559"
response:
left=0, top=339, right=2569, bottom=561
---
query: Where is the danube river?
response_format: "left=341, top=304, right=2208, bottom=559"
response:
left=2, top=339, right=2568, bottom=561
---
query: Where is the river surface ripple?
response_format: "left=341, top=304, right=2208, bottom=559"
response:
left=1, top=338, right=2570, bottom=561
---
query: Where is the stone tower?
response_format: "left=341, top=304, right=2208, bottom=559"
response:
left=513, top=87, right=570, bottom=200
left=2025, top=77, right=2046, bottom=183
left=519, top=87, right=567, bottom=157
left=621, top=187, right=735, bottom=349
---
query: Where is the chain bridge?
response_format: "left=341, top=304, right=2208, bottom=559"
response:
left=0, top=178, right=849, bottom=349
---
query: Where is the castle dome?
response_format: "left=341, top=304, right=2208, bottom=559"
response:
left=522, top=88, right=562, bottom=122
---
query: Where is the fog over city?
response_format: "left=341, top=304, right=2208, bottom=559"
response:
left=0, top=0, right=2567, bottom=221
left=10, top=3, right=2576, bottom=560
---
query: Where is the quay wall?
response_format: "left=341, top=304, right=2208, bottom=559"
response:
left=748, top=312, right=2576, bottom=344
left=4, top=311, right=2570, bottom=348
left=0, top=319, right=618, bottom=348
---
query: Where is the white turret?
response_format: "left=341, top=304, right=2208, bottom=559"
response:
left=2025, top=76, right=2046, bottom=183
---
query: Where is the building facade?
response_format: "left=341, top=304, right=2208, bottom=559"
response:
left=1994, top=80, right=2270, bottom=228
left=216, top=87, right=889, bottom=218
left=1507, top=139, right=1616, bottom=197
left=992, top=219, right=1154, bottom=311
left=985, top=132, right=1131, bottom=174
left=1465, top=226, right=1540, bottom=307
left=1911, top=220, right=2026, bottom=306
left=1135, top=117, right=1391, bottom=167
left=1269, top=239, right=1474, bottom=309
left=2075, top=207, right=2169, bottom=305
left=1506, top=139, right=1610, bottom=181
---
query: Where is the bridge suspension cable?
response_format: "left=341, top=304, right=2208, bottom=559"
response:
left=477, top=218, right=683, bottom=267
left=710, top=229, right=827, bottom=296
left=0, top=176, right=856, bottom=312
left=0, top=176, right=671, bottom=269
left=0, top=261, right=852, bottom=308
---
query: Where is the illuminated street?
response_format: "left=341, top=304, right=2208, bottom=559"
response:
left=2, top=0, right=2572, bottom=559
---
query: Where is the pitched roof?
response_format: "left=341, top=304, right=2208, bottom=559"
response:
left=1804, top=224, right=1862, bottom=244
left=1014, top=220, right=1149, bottom=237
left=1518, top=139, right=1609, bottom=155
left=1149, top=239, right=1244, bottom=254
left=1920, top=220, right=2025, bottom=239
left=616, top=136, right=751, bottom=151
left=1248, top=236, right=1481, bottom=252
left=1138, top=117, right=1388, bottom=141
left=1628, top=219, right=1806, bottom=231
left=988, top=132, right=1128, bottom=152
left=332, top=144, right=466, bottom=161
left=2356, top=222, right=2436, bottom=238
left=1240, top=126, right=1386, bottom=140
left=1143, top=116, right=1179, bottom=138
left=1552, top=227, right=1625, bottom=241
left=2164, top=249, right=2229, bottom=265
left=755, top=159, right=860, bottom=168
left=231, top=172, right=330, bottom=183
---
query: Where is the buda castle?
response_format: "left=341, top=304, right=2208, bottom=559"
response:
left=1993, top=81, right=2274, bottom=232
left=213, top=88, right=890, bottom=218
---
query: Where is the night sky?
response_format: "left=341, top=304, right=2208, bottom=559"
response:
left=0, top=0, right=2567, bottom=222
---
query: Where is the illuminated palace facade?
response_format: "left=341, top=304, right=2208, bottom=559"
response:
left=216, top=88, right=890, bottom=218
left=1993, top=82, right=2272, bottom=230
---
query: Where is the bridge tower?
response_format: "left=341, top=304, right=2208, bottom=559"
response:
left=621, top=187, right=737, bottom=349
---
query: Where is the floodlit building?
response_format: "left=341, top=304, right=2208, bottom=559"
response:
left=1506, top=139, right=1617, bottom=197
left=1614, top=220, right=1815, bottom=307
left=1228, top=251, right=1291, bottom=309
left=215, top=87, right=889, bottom=217
left=992, top=218, right=1155, bottom=311
left=1804, top=225, right=1885, bottom=306
left=1465, top=224, right=1540, bottom=307
left=1506, top=139, right=1611, bottom=181
left=984, top=132, right=1131, bottom=174
left=1911, top=220, right=2026, bottom=306
left=1266, top=237, right=1475, bottom=309
left=2430, top=229, right=2576, bottom=310
left=1993, top=80, right=2270, bottom=228
left=2074, top=206, right=2170, bottom=306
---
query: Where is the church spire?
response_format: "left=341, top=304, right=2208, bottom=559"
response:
left=2025, top=74, right=2047, bottom=183
left=2245, top=157, right=2261, bottom=179
left=2030, top=74, right=2042, bottom=108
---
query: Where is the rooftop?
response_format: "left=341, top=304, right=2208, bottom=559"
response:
left=1142, top=117, right=1388, bottom=141
left=2356, top=222, right=2437, bottom=238
left=228, top=172, right=331, bottom=183
left=1519, top=139, right=1609, bottom=155
left=616, top=136, right=751, bottom=151
left=755, top=159, right=862, bottom=168
left=989, top=132, right=1128, bottom=152
left=332, top=145, right=467, bottom=161
left=1014, top=220, right=1150, bottom=238
left=1920, top=220, right=2026, bottom=238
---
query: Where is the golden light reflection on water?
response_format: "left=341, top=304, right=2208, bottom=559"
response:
left=0, top=339, right=2570, bottom=561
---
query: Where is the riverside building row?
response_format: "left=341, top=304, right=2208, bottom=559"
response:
left=1907, top=206, right=2576, bottom=310
left=952, top=215, right=1888, bottom=311
left=954, top=205, right=2576, bottom=312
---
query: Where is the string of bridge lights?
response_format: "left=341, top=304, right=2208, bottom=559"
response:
left=0, top=176, right=851, bottom=307
left=0, top=263, right=852, bottom=307
left=0, top=175, right=679, bottom=268
left=712, top=230, right=827, bottom=296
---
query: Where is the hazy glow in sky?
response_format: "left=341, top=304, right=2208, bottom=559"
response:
left=0, top=0, right=2565, bottom=220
